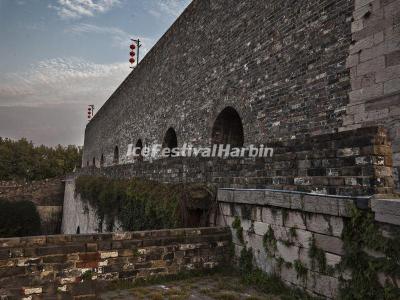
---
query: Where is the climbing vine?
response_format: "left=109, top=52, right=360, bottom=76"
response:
left=232, top=216, right=244, bottom=243
left=238, top=246, right=316, bottom=299
left=339, top=204, right=400, bottom=300
left=75, top=176, right=213, bottom=232
left=308, top=236, right=327, bottom=274
left=263, top=225, right=277, bottom=256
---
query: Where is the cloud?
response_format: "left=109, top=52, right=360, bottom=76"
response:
left=66, top=23, right=125, bottom=35
left=147, top=0, right=190, bottom=18
left=0, top=57, right=132, bottom=145
left=0, top=57, right=130, bottom=107
left=49, top=0, right=121, bottom=20
left=65, top=23, right=155, bottom=52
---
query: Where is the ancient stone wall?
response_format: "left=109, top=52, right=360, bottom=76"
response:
left=77, top=127, right=395, bottom=197
left=214, top=188, right=400, bottom=299
left=0, top=179, right=64, bottom=235
left=343, top=0, right=400, bottom=188
left=82, top=0, right=355, bottom=167
left=0, top=227, right=230, bottom=299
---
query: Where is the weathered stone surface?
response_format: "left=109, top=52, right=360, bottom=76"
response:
left=313, top=233, right=345, bottom=255
left=343, top=0, right=400, bottom=189
left=261, top=207, right=283, bottom=226
left=371, top=198, right=400, bottom=216
left=306, top=214, right=344, bottom=237
left=0, top=227, right=230, bottom=298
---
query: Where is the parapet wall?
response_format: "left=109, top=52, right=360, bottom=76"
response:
left=0, top=227, right=230, bottom=299
left=76, top=127, right=394, bottom=196
left=213, top=188, right=400, bottom=299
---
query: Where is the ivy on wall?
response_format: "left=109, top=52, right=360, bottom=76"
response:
left=339, top=205, right=400, bottom=300
left=75, top=176, right=213, bottom=231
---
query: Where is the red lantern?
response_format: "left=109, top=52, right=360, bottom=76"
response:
left=130, top=44, right=136, bottom=50
left=129, top=58, right=135, bottom=64
left=130, top=51, right=135, bottom=56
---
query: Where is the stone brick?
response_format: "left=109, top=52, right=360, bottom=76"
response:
left=306, top=272, right=339, bottom=299
left=303, top=195, right=339, bottom=216
left=371, top=197, right=400, bottom=216
left=313, top=233, right=345, bottom=255
left=360, top=43, right=386, bottom=62
left=375, top=64, right=400, bottom=82
left=233, top=190, right=265, bottom=205
left=276, top=242, right=299, bottom=263
left=384, top=77, right=400, bottom=94
left=253, top=222, right=269, bottom=236
left=357, top=56, right=386, bottom=76
left=261, top=207, right=283, bottom=226
left=349, top=83, right=384, bottom=102
left=306, top=214, right=344, bottom=237
left=283, top=211, right=306, bottom=229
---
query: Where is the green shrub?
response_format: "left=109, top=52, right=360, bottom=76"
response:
left=75, top=176, right=212, bottom=231
left=0, top=199, right=41, bottom=237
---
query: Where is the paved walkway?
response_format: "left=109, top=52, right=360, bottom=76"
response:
left=99, top=275, right=281, bottom=300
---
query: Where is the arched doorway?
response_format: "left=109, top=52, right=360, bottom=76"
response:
left=211, top=107, right=244, bottom=147
left=135, top=139, right=143, bottom=155
left=100, top=154, right=105, bottom=167
left=135, top=139, right=143, bottom=160
left=92, top=157, right=96, bottom=167
left=113, top=146, right=119, bottom=164
left=162, top=128, right=178, bottom=156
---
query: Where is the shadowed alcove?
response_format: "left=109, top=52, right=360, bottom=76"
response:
left=211, top=107, right=244, bottom=147
left=113, top=146, right=119, bottom=164
left=135, top=139, right=143, bottom=160
left=162, top=128, right=178, bottom=155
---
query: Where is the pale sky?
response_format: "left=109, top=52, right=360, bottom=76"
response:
left=0, top=0, right=191, bottom=146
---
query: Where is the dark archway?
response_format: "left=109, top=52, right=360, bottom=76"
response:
left=86, top=161, right=89, bottom=167
left=92, top=157, right=96, bottom=167
left=76, top=226, right=80, bottom=234
left=211, top=107, right=244, bottom=147
left=162, top=128, right=178, bottom=152
left=100, top=154, right=105, bottom=167
left=135, top=139, right=143, bottom=155
left=113, top=146, right=119, bottom=164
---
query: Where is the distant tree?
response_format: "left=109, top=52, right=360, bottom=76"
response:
left=0, top=137, right=82, bottom=181
left=0, top=199, right=41, bottom=237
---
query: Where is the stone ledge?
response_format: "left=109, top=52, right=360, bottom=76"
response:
left=0, top=227, right=230, bottom=248
left=371, top=197, right=400, bottom=225
left=218, top=188, right=371, bottom=217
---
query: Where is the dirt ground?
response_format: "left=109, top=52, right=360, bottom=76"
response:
left=99, top=275, right=282, bottom=300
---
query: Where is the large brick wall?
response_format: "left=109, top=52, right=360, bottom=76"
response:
left=214, top=188, right=400, bottom=299
left=82, top=0, right=355, bottom=167
left=342, top=0, right=400, bottom=188
left=0, top=227, right=230, bottom=299
left=77, top=127, right=394, bottom=196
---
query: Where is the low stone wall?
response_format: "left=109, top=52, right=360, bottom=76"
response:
left=213, top=188, right=400, bottom=299
left=0, top=179, right=64, bottom=235
left=78, top=126, right=394, bottom=196
left=0, top=227, right=230, bottom=299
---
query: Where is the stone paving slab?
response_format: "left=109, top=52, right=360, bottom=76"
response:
left=99, top=275, right=281, bottom=300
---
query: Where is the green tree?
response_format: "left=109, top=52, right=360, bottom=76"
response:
left=0, top=137, right=82, bottom=181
